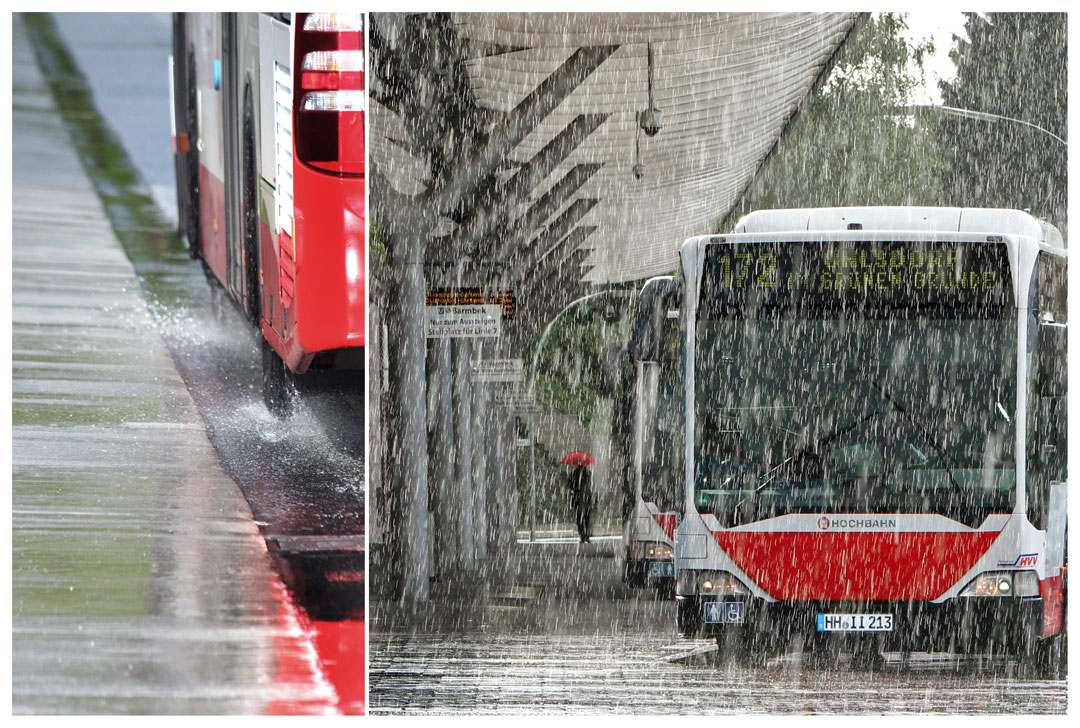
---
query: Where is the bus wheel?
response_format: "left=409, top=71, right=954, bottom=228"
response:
left=261, top=338, right=296, bottom=417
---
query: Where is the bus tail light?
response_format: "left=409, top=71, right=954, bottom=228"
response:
left=294, top=12, right=365, bottom=176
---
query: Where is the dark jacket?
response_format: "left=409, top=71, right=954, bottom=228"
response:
left=568, top=465, right=593, bottom=508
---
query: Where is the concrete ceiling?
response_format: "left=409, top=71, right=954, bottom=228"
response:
left=371, top=12, right=861, bottom=285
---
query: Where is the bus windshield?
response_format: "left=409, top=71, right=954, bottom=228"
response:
left=694, top=240, right=1016, bottom=528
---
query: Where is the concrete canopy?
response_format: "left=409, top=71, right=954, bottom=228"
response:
left=368, top=13, right=865, bottom=601
left=371, top=12, right=862, bottom=285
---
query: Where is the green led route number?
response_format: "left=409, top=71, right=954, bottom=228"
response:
left=715, top=252, right=778, bottom=289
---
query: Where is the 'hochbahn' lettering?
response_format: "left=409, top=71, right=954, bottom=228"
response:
left=824, top=518, right=897, bottom=529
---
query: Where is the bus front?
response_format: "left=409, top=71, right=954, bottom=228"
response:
left=674, top=232, right=1048, bottom=657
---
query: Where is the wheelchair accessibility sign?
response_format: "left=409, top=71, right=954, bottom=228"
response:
left=703, top=601, right=745, bottom=624
left=648, top=561, right=675, bottom=577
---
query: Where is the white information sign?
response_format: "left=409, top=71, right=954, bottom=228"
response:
left=510, top=405, right=543, bottom=415
left=495, top=389, right=541, bottom=415
left=495, top=390, right=535, bottom=406
left=425, top=304, right=502, bottom=338
left=471, top=359, right=524, bottom=383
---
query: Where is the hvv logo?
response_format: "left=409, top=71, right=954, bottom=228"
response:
left=997, top=553, right=1038, bottom=568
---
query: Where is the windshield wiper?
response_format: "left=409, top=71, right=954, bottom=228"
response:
left=730, top=408, right=884, bottom=513
left=867, top=379, right=964, bottom=494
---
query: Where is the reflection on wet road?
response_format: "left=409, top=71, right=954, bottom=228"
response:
left=141, top=258, right=365, bottom=620
left=371, top=629, right=1066, bottom=714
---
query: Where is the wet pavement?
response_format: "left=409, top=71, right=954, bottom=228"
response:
left=12, top=13, right=337, bottom=714
left=371, top=626, right=1067, bottom=714
left=369, top=529, right=1067, bottom=714
left=12, top=12, right=362, bottom=713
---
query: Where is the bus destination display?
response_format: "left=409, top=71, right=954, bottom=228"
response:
left=700, top=241, right=1013, bottom=315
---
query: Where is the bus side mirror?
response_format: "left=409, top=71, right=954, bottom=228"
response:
left=1035, top=395, right=1067, bottom=482
left=631, top=277, right=677, bottom=362
left=1037, top=323, right=1067, bottom=398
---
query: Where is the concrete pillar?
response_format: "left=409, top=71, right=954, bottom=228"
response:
left=492, top=328, right=519, bottom=552
left=428, top=336, right=455, bottom=578
left=508, top=416, right=521, bottom=546
left=471, top=353, right=488, bottom=562
left=483, top=402, right=500, bottom=554
left=388, top=254, right=430, bottom=602
left=452, top=337, right=476, bottom=571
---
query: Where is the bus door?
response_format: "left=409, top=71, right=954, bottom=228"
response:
left=220, top=12, right=244, bottom=300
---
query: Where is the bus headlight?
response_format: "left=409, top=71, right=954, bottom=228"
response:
left=959, top=570, right=1040, bottom=598
left=698, top=570, right=750, bottom=596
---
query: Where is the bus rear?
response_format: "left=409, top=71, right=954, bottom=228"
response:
left=674, top=208, right=1066, bottom=666
left=170, top=12, right=365, bottom=415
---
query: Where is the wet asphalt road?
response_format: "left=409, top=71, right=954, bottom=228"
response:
left=12, top=14, right=344, bottom=713
left=372, top=631, right=1068, bottom=714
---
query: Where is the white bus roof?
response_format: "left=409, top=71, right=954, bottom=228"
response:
left=733, top=207, right=1064, bottom=249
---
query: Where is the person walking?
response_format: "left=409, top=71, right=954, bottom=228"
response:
left=567, top=464, right=594, bottom=543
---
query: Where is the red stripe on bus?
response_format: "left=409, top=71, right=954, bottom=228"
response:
left=651, top=513, right=676, bottom=540
left=198, top=164, right=227, bottom=281
left=1040, top=574, right=1063, bottom=637
left=713, top=530, right=1001, bottom=600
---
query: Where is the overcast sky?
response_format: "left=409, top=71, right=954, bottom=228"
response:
left=902, top=11, right=968, bottom=105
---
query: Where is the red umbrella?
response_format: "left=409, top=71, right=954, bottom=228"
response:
left=561, top=451, right=596, bottom=466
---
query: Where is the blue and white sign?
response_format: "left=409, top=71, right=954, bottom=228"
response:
left=648, top=561, right=675, bottom=577
left=704, top=601, right=745, bottom=624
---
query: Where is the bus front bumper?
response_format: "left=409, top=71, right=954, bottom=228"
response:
left=677, top=594, right=1047, bottom=653
left=624, top=557, right=675, bottom=588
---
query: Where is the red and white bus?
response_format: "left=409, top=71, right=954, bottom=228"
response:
left=670, top=207, right=1066, bottom=666
left=621, top=276, right=683, bottom=594
left=170, top=12, right=365, bottom=413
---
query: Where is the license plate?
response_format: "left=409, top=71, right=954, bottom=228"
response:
left=704, top=601, right=745, bottom=624
left=648, top=561, right=675, bottom=577
left=816, top=613, right=893, bottom=632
